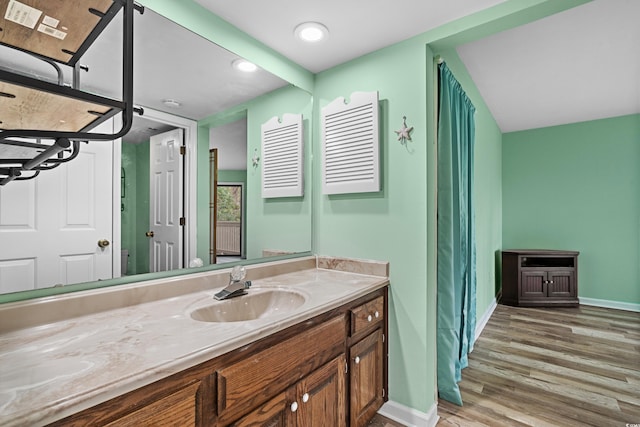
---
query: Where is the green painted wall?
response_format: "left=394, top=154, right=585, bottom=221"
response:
left=197, top=125, right=211, bottom=263
left=245, top=86, right=313, bottom=259
left=120, top=142, right=150, bottom=275
left=503, top=114, right=640, bottom=305
left=311, top=37, right=503, bottom=411
left=314, top=36, right=433, bottom=411
left=121, top=143, right=138, bottom=275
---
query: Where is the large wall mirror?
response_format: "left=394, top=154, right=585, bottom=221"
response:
left=0, top=6, right=313, bottom=301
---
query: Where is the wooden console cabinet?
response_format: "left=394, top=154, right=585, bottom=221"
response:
left=49, top=287, right=388, bottom=426
left=501, top=250, right=579, bottom=307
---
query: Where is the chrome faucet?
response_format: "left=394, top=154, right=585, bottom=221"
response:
left=214, top=265, right=252, bottom=300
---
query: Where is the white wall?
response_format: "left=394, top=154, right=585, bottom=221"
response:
left=209, top=118, right=247, bottom=170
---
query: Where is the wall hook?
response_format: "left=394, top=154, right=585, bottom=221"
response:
left=252, top=148, right=260, bottom=168
left=394, top=116, right=414, bottom=145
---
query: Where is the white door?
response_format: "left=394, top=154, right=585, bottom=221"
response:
left=0, top=120, right=114, bottom=294
left=149, top=128, right=184, bottom=272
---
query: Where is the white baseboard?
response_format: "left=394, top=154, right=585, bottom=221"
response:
left=378, top=400, right=438, bottom=427
left=474, top=297, right=497, bottom=341
left=579, top=297, right=640, bottom=312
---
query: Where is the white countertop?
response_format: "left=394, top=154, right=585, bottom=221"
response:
left=0, top=259, right=388, bottom=426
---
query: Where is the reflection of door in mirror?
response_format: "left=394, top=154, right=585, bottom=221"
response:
left=149, top=128, right=184, bottom=273
left=216, top=184, right=244, bottom=263
left=0, top=120, right=114, bottom=294
left=209, top=148, right=217, bottom=265
left=120, top=112, right=188, bottom=277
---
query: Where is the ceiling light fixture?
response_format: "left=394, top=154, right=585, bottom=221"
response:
left=294, top=22, right=329, bottom=43
left=232, top=58, right=258, bottom=73
left=162, top=99, right=181, bottom=108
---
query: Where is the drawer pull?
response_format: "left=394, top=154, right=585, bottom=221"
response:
left=291, top=401, right=298, bottom=412
left=302, top=392, right=309, bottom=403
left=367, top=314, right=372, bottom=322
left=375, top=311, right=380, bottom=318
left=354, top=356, right=360, bottom=365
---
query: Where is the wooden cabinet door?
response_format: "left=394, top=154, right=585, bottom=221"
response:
left=228, top=391, right=294, bottom=427
left=104, top=382, right=200, bottom=427
left=520, top=270, right=547, bottom=299
left=295, top=355, right=346, bottom=427
left=350, top=329, right=384, bottom=427
left=547, top=270, right=576, bottom=298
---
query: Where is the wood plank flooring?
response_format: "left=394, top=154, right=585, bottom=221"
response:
left=368, top=413, right=406, bottom=427
left=438, top=304, right=640, bottom=427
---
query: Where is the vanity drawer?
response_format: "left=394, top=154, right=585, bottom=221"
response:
left=216, top=315, right=346, bottom=423
left=350, top=296, right=384, bottom=336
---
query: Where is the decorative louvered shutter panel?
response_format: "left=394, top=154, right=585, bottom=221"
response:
left=261, top=113, right=304, bottom=198
left=321, top=91, right=380, bottom=195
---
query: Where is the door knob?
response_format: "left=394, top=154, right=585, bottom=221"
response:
left=145, top=231, right=154, bottom=237
left=97, top=239, right=110, bottom=248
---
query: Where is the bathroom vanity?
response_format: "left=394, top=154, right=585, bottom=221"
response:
left=0, top=256, right=389, bottom=427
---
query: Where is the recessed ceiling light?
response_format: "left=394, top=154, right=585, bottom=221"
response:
left=232, top=58, right=258, bottom=72
left=162, top=99, right=181, bottom=108
left=294, top=22, right=329, bottom=43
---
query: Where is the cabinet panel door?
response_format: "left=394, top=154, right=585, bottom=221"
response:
left=547, top=270, right=576, bottom=297
left=104, top=381, right=200, bottom=427
left=216, top=316, right=345, bottom=423
left=228, top=391, right=294, bottom=427
left=296, top=355, right=346, bottom=427
left=520, top=270, right=547, bottom=299
left=350, top=329, right=384, bottom=427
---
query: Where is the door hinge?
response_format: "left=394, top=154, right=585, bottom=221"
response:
left=345, top=363, right=348, bottom=374
left=180, top=146, right=186, bottom=156
left=180, top=217, right=186, bottom=226
left=382, top=333, right=385, bottom=343
left=382, top=389, right=386, bottom=398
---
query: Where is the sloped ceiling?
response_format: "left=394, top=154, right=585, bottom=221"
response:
left=456, top=0, right=640, bottom=132
left=194, top=0, right=639, bottom=132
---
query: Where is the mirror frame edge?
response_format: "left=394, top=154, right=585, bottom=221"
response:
left=0, top=251, right=313, bottom=305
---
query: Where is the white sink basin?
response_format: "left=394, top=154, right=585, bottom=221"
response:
left=190, top=289, right=306, bottom=322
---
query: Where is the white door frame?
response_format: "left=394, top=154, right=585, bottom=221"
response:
left=112, top=108, right=198, bottom=278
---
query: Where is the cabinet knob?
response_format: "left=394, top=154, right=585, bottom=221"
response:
left=367, top=314, right=372, bottom=322
left=290, top=401, right=298, bottom=412
left=375, top=311, right=380, bottom=318
left=354, top=356, right=360, bottom=365
left=550, top=280, right=554, bottom=284
left=302, top=392, right=309, bottom=403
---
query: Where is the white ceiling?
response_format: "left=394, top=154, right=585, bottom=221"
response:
left=3, top=0, right=636, bottom=138
left=457, top=0, right=640, bottom=132
left=80, top=8, right=288, bottom=122
left=194, top=0, right=639, bottom=132
left=194, top=0, right=506, bottom=73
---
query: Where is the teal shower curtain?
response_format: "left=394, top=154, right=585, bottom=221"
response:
left=436, top=62, right=477, bottom=406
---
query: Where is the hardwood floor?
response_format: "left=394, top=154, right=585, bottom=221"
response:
left=438, top=304, right=640, bottom=427
left=368, top=413, right=406, bottom=427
